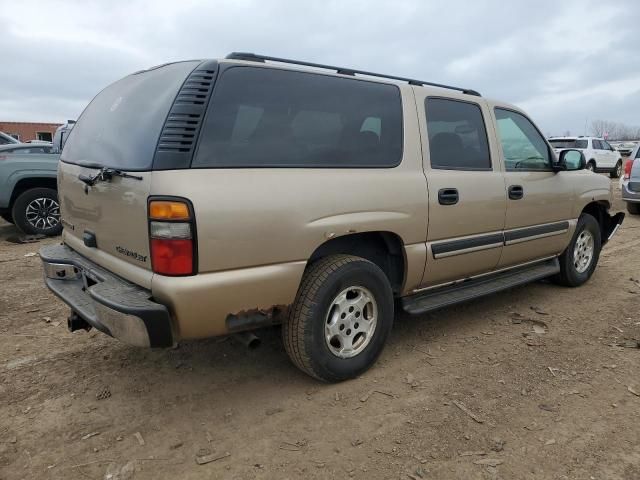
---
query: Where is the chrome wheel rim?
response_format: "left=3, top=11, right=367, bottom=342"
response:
left=25, top=197, right=60, bottom=231
left=573, top=229, right=594, bottom=274
left=325, top=286, right=378, bottom=359
left=616, top=163, right=622, bottom=176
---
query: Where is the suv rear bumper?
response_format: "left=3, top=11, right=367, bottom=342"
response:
left=40, top=244, right=174, bottom=348
left=622, top=181, right=640, bottom=202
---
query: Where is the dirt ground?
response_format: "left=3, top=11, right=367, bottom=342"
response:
left=1, top=178, right=639, bottom=480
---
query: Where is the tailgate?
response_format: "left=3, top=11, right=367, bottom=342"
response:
left=630, top=159, right=640, bottom=192
left=58, top=162, right=154, bottom=287
left=56, top=60, right=202, bottom=288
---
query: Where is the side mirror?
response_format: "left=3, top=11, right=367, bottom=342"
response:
left=555, top=149, right=586, bottom=172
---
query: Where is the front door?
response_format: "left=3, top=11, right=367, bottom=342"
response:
left=415, top=92, right=507, bottom=287
left=491, top=106, right=575, bottom=268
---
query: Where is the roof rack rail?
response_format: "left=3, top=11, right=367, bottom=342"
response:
left=225, top=52, right=481, bottom=97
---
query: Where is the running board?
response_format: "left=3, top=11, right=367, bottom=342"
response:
left=402, top=258, right=560, bottom=315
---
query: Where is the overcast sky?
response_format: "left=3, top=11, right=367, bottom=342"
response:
left=1, top=0, right=639, bottom=136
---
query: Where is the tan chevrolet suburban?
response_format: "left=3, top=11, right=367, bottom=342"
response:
left=40, top=53, right=625, bottom=382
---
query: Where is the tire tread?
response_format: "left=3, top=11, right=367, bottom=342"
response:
left=283, top=255, right=370, bottom=381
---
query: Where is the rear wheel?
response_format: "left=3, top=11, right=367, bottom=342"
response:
left=586, top=161, right=596, bottom=172
left=553, top=213, right=601, bottom=287
left=11, top=188, right=62, bottom=236
left=627, top=202, right=640, bottom=215
left=283, top=255, right=394, bottom=382
left=610, top=161, right=622, bottom=178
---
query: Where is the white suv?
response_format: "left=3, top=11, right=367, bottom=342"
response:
left=549, top=137, right=623, bottom=178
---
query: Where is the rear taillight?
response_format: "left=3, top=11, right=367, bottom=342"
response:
left=624, top=159, right=633, bottom=180
left=148, top=199, right=196, bottom=276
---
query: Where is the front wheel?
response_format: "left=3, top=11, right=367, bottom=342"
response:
left=553, top=213, right=601, bottom=287
left=610, top=161, right=622, bottom=178
left=283, top=255, right=394, bottom=382
left=11, top=188, right=62, bottom=236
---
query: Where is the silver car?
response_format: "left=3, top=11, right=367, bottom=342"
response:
left=621, top=143, right=640, bottom=214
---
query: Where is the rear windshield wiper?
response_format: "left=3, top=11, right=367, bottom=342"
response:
left=79, top=167, right=143, bottom=186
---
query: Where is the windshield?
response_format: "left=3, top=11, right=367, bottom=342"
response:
left=61, top=61, right=199, bottom=171
left=549, top=139, right=587, bottom=149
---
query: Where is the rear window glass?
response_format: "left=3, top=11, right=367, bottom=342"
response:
left=193, top=67, right=403, bottom=168
left=61, top=61, right=199, bottom=171
left=549, top=139, right=587, bottom=149
left=425, top=98, right=491, bottom=170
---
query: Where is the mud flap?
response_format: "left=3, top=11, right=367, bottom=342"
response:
left=603, top=212, right=625, bottom=244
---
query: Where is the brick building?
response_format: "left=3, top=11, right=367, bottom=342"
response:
left=0, top=122, right=63, bottom=143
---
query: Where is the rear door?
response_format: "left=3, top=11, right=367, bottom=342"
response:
left=414, top=91, right=506, bottom=287
left=601, top=140, right=618, bottom=168
left=491, top=106, right=574, bottom=268
left=592, top=139, right=606, bottom=167
left=58, top=60, right=201, bottom=288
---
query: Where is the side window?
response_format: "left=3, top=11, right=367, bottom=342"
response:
left=575, top=139, right=588, bottom=149
left=425, top=98, right=491, bottom=170
left=592, top=140, right=602, bottom=150
left=494, top=108, right=551, bottom=171
left=193, top=67, right=403, bottom=168
left=635, top=147, right=640, bottom=159
left=602, top=141, right=613, bottom=151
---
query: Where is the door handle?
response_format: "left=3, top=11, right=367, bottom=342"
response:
left=508, top=185, right=524, bottom=200
left=438, top=188, right=459, bottom=205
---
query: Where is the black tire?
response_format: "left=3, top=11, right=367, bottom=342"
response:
left=610, top=161, right=622, bottom=178
left=11, top=188, right=62, bottom=236
left=0, top=212, right=14, bottom=224
left=553, top=214, right=601, bottom=287
left=586, top=161, right=596, bottom=172
left=283, top=255, right=394, bottom=382
left=627, top=202, right=640, bottom=215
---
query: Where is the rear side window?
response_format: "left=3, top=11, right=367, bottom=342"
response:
left=193, top=67, right=403, bottom=168
left=425, top=98, right=491, bottom=170
left=592, top=139, right=602, bottom=149
left=62, top=61, right=200, bottom=171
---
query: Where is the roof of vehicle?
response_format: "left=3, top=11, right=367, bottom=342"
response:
left=0, top=131, right=20, bottom=144
left=217, top=54, right=532, bottom=116
left=222, top=52, right=483, bottom=97
left=0, top=143, right=52, bottom=152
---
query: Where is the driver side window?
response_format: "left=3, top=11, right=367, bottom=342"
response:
left=494, top=108, right=551, bottom=171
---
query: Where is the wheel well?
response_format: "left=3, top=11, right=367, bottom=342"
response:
left=581, top=201, right=609, bottom=241
left=587, top=159, right=596, bottom=165
left=307, top=232, right=406, bottom=294
left=9, top=178, right=57, bottom=208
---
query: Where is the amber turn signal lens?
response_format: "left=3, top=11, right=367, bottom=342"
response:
left=149, top=201, right=190, bottom=220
